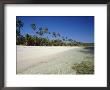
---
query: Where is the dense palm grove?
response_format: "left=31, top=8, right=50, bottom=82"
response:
left=16, top=18, right=94, bottom=46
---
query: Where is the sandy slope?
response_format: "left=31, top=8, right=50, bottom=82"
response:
left=17, top=46, right=94, bottom=74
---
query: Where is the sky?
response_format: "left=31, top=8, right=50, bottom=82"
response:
left=16, top=16, right=94, bottom=43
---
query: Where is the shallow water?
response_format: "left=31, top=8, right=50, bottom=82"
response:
left=17, top=47, right=94, bottom=74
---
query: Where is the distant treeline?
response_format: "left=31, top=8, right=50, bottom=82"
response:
left=16, top=18, right=94, bottom=46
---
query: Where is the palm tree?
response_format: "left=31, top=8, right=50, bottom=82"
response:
left=62, top=36, right=65, bottom=42
left=31, top=23, right=37, bottom=31
left=42, top=27, right=48, bottom=38
left=25, top=34, right=35, bottom=46
left=38, top=27, right=44, bottom=37
left=43, top=27, right=48, bottom=33
left=56, top=32, right=60, bottom=40
left=48, top=32, right=51, bottom=34
left=16, top=18, right=24, bottom=45
left=52, top=32, right=57, bottom=39
left=25, top=34, right=30, bottom=45
left=16, top=18, right=24, bottom=35
left=57, top=32, right=60, bottom=37
left=73, top=40, right=77, bottom=46
left=31, top=23, right=38, bottom=45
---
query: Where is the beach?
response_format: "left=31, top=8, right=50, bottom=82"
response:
left=17, top=46, right=94, bottom=74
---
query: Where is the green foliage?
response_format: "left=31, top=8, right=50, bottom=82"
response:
left=72, top=60, right=94, bottom=74
left=16, top=19, right=94, bottom=46
left=31, top=23, right=37, bottom=30
left=16, top=19, right=24, bottom=29
left=16, top=18, right=24, bottom=45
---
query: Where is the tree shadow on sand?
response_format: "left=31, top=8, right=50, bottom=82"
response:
left=79, top=47, right=94, bottom=54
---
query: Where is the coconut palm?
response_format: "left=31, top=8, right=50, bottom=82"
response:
left=31, top=23, right=37, bottom=31
left=16, top=18, right=24, bottom=34
left=31, top=23, right=38, bottom=45
left=62, top=36, right=65, bottom=42
left=16, top=18, right=24, bottom=45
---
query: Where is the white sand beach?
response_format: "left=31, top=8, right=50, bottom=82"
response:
left=17, top=46, right=94, bottom=74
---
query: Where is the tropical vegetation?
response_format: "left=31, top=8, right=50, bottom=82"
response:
left=72, top=60, right=94, bottom=74
left=16, top=18, right=94, bottom=46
